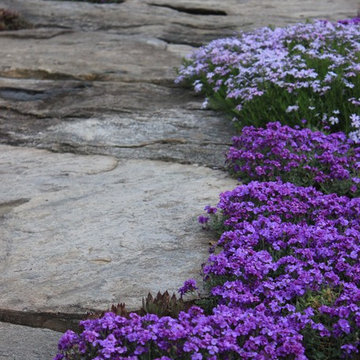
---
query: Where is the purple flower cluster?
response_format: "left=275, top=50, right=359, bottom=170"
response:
left=338, top=17, right=360, bottom=25
left=226, top=122, right=360, bottom=197
left=54, top=181, right=360, bottom=360
left=54, top=304, right=309, bottom=360
left=178, top=279, right=198, bottom=296
left=176, top=20, right=360, bottom=140
left=203, top=181, right=360, bottom=359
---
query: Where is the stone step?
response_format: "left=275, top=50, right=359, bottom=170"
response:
left=0, top=322, right=61, bottom=360
left=0, top=145, right=237, bottom=315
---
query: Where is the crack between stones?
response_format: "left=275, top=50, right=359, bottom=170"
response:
left=0, top=70, right=106, bottom=82
left=0, top=29, right=74, bottom=40
left=0, top=135, right=230, bottom=149
left=148, top=3, right=227, bottom=16
left=56, top=138, right=188, bottom=150
left=96, top=23, right=166, bottom=30
left=54, top=139, right=231, bottom=149
left=0, top=71, right=175, bottom=87
left=0, top=308, right=88, bottom=333
left=0, top=106, right=48, bottom=119
left=0, top=106, right=135, bottom=121
left=171, top=20, right=235, bottom=30
left=157, top=36, right=202, bottom=47
left=61, top=108, right=135, bottom=117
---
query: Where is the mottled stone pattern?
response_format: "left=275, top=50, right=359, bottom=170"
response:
left=0, top=145, right=237, bottom=313
left=0, top=322, right=62, bottom=360
left=0, top=0, right=357, bottom=168
left=0, top=0, right=358, bottom=359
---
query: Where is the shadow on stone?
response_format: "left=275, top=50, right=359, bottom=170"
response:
left=0, top=88, right=49, bottom=102
left=0, top=198, right=30, bottom=217
left=0, top=8, right=31, bottom=31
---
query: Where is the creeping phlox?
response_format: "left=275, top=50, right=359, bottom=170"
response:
left=226, top=122, right=360, bottom=197
left=176, top=20, right=360, bottom=141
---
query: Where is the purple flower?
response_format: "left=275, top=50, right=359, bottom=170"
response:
left=226, top=122, right=359, bottom=197
left=337, top=319, right=351, bottom=334
left=178, top=279, right=198, bottom=296
left=176, top=20, right=360, bottom=139
left=338, top=17, right=360, bottom=25
left=57, top=330, right=79, bottom=351
left=198, top=215, right=209, bottom=224
left=204, top=205, right=217, bottom=214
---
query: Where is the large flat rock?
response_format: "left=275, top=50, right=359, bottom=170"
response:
left=0, top=78, right=234, bottom=169
left=0, top=28, right=233, bottom=168
left=0, top=145, right=237, bottom=313
left=0, top=0, right=358, bottom=45
left=0, top=322, right=61, bottom=360
left=0, top=1, right=357, bottom=168
left=0, top=30, right=179, bottom=83
left=0, top=0, right=357, bottom=78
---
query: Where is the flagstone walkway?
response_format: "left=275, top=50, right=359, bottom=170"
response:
left=0, top=0, right=357, bottom=358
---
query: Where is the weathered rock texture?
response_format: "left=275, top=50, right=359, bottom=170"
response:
left=0, top=145, right=237, bottom=313
left=0, top=0, right=358, bottom=358
left=0, top=322, right=62, bottom=360
left=0, top=0, right=358, bottom=168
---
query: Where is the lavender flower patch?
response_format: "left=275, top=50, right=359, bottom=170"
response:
left=54, top=306, right=310, bottom=360
left=226, top=122, right=360, bottom=197
left=176, top=20, right=360, bottom=141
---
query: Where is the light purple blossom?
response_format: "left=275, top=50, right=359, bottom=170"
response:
left=176, top=20, right=360, bottom=140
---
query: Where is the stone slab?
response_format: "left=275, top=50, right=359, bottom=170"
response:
left=0, top=1, right=357, bottom=82
left=0, top=145, right=237, bottom=313
left=0, top=1, right=357, bottom=169
left=0, top=30, right=178, bottom=83
left=0, top=322, right=61, bottom=360
left=0, top=0, right=358, bottom=45
left=0, top=78, right=234, bottom=169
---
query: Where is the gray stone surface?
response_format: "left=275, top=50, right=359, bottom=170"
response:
left=0, top=0, right=358, bottom=168
left=0, top=78, right=233, bottom=169
left=0, top=30, right=178, bottom=83
left=0, top=0, right=358, bottom=45
left=0, top=145, right=237, bottom=313
left=0, top=322, right=61, bottom=360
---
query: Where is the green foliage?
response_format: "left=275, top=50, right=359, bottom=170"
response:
left=295, top=287, right=360, bottom=360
